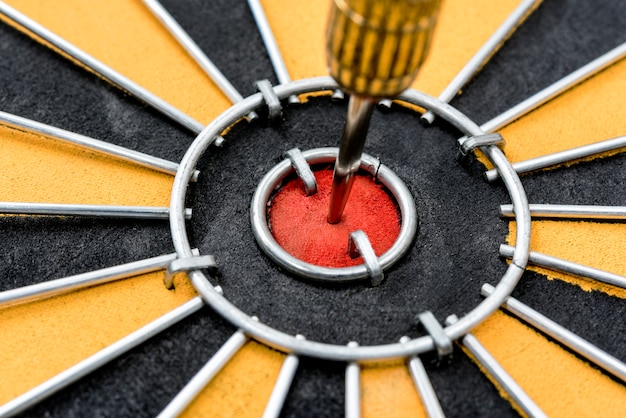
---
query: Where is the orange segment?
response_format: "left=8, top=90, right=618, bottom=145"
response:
left=1, top=126, right=172, bottom=206
left=499, top=58, right=626, bottom=163
left=0, top=271, right=197, bottom=404
left=508, top=221, right=626, bottom=299
left=181, top=342, right=285, bottom=418
left=362, top=361, right=427, bottom=418
left=472, top=311, right=626, bottom=417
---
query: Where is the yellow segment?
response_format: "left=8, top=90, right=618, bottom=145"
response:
left=1, top=126, right=173, bottom=205
left=260, top=0, right=330, bottom=80
left=472, top=311, right=626, bottom=417
left=4, top=0, right=232, bottom=125
left=261, top=0, right=525, bottom=97
left=499, top=58, right=626, bottom=163
left=362, top=361, right=427, bottom=418
left=0, top=272, right=197, bottom=404
left=181, top=342, right=285, bottom=418
left=509, top=221, right=626, bottom=299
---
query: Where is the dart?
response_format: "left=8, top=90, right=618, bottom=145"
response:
left=326, top=0, right=442, bottom=223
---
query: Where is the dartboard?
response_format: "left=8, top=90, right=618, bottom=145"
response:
left=1, top=0, right=625, bottom=416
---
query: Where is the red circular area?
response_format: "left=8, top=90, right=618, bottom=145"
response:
left=268, top=169, right=401, bottom=268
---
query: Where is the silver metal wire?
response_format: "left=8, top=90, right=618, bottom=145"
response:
left=400, top=336, right=445, bottom=418
left=0, top=202, right=191, bottom=220
left=0, top=110, right=192, bottom=178
left=141, top=0, right=258, bottom=122
left=169, top=77, right=531, bottom=361
left=500, top=204, right=626, bottom=220
left=485, top=135, right=626, bottom=182
left=345, top=341, right=361, bottom=418
left=158, top=329, right=248, bottom=418
left=500, top=244, right=626, bottom=289
left=246, top=0, right=300, bottom=104
left=282, top=148, right=318, bottom=196
left=348, top=230, right=384, bottom=286
left=0, top=253, right=180, bottom=308
left=262, top=335, right=304, bottom=418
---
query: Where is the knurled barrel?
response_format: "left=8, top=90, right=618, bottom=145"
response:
left=326, top=0, right=441, bottom=98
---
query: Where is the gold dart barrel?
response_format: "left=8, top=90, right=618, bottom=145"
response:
left=326, top=0, right=441, bottom=224
left=327, top=0, right=441, bottom=98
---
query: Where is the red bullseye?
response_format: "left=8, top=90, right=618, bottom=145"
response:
left=268, top=169, right=401, bottom=268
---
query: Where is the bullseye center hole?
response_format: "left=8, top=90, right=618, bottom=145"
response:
left=268, top=168, right=401, bottom=268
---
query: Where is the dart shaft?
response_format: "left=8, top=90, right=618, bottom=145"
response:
left=328, top=95, right=375, bottom=223
left=326, top=0, right=441, bottom=223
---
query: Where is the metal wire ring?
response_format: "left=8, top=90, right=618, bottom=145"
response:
left=250, top=148, right=417, bottom=283
left=169, top=76, right=531, bottom=361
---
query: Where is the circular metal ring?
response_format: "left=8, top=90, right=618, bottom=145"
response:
left=169, top=76, right=531, bottom=361
left=250, top=147, right=418, bottom=283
